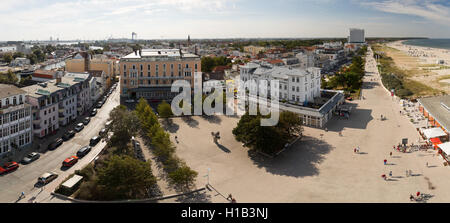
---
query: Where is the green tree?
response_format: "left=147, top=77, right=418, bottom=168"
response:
left=0, top=70, right=19, bottom=85
left=12, top=52, right=24, bottom=59
left=107, top=105, right=140, bottom=152
left=2, top=53, right=13, bottom=63
left=96, top=155, right=156, bottom=200
left=157, top=100, right=173, bottom=119
left=168, top=164, right=198, bottom=191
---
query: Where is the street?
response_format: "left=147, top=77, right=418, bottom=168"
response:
left=0, top=83, right=120, bottom=203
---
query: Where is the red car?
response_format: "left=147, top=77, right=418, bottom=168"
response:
left=62, top=156, right=79, bottom=167
left=0, top=162, right=19, bottom=174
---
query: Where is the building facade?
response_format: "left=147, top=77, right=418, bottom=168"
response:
left=119, top=49, right=201, bottom=101
left=348, top=28, right=365, bottom=43
left=240, top=61, right=321, bottom=104
left=0, top=85, right=33, bottom=157
left=22, top=72, right=92, bottom=138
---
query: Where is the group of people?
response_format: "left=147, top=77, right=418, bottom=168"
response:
left=353, top=146, right=361, bottom=154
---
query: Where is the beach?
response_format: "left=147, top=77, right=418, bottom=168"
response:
left=385, top=40, right=450, bottom=93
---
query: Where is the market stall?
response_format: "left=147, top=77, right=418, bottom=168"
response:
left=422, top=127, right=447, bottom=140
left=437, top=142, right=450, bottom=163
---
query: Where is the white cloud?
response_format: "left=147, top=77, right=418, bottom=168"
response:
left=362, top=0, right=450, bottom=25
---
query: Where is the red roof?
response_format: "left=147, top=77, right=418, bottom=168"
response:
left=212, top=65, right=231, bottom=73
left=268, top=59, right=284, bottom=65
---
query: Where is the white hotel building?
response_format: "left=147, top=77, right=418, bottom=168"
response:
left=0, top=85, right=33, bottom=157
left=240, top=62, right=321, bottom=105
left=239, top=61, right=344, bottom=128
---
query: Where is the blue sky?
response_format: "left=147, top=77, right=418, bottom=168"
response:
left=0, top=0, right=449, bottom=41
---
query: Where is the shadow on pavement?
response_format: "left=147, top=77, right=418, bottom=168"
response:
left=181, top=116, right=199, bottom=128
left=162, top=119, right=179, bottom=133
left=248, top=135, right=334, bottom=178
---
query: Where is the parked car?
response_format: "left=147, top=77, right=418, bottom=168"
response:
left=96, top=102, right=103, bottom=109
left=105, top=121, right=112, bottom=128
left=62, top=130, right=75, bottom=141
left=38, top=172, right=58, bottom=184
left=99, top=128, right=107, bottom=137
left=90, top=109, right=97, bottom=116
left=21, top=152, right=40, bottom=164
left=89, top=136, right=101, bottom=146
left=0, top=162, right=19, bottom=175
left=74, top=123, right=84, bottom=132
left=83, top=117, right=90, bottom=125
left=62, top=156, right=78, bottom=167
left=48, top=138, right=63, bottom=150
left=76, top=146, right=92, bottom=158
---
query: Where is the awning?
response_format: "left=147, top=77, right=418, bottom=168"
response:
left=430, top=138, right=442, bottom=144
left=438, top=142, right=450, bottom=156
left=423, top=127, right=447, bottom=139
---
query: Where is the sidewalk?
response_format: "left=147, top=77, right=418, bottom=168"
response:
left=0, top=111, right=92, bottom=166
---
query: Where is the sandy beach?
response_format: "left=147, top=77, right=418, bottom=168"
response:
left=161, top=46, right=450, bottom=203
left=386, top=40, right=450, bottom=93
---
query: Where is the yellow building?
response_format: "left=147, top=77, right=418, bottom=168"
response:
left=119, top=49, right=201, bottom=101
left=65, top=53, right=117, bottom=88
left=243, top=45, right=266, bottom=56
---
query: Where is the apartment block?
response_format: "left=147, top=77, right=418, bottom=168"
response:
left=119, top=49, right=201, bottom=101
left=0, top=84, right=33, bottom=156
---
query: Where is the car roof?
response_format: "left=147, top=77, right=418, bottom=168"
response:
left=40, top=172, right=53, bottom=178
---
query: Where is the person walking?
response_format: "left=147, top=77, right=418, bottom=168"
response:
left=389, top=171, right=392, bottom=177
left=410, top=194, right=415, bottom=201
left=390, top=152, right=392, bottom=157
left=406, top=169, right=409, bottom=177
left=426, top=162, right=428, bottom=167
left=384, top=159, right=387, bottom=165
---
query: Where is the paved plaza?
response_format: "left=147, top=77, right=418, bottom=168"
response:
left=167, top=47, right=450, bottom=203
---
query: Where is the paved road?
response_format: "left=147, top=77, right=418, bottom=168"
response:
left=0, top=84, right=120, bottom=203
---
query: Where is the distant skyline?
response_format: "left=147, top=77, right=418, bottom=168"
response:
left=1, top=0, right=449, bottom=41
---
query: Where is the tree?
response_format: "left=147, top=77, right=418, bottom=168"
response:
left=12, top=52, right=24, bottom=59
left=2, top=53, right=13, bottom=64
left=278, top=111, right=303, bottom=137
left=168, top=164, right=198, bottom=191
left=96, top=155, right=157, bottom=200
left=232, top=111, right=302, bottom=155
left=0, top=70, right=19, bottom=85
left=107, top=105, right=140, bottom=151
left=157, top=100, right=173, bottom=119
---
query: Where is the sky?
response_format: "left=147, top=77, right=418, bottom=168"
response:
left=0, top=0, right=449, bottom=41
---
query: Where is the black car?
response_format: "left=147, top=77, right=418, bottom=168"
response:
left=21, top=152, right=40, bottom=164
left=83, top=117, right=90, bottom=125
left=90, top=109, right=97, bottom=116
left=96, top=102, right=103, bottom=108
left=89, top=136, right=101, bottom=146
left=48, top=138, right=63, bottom=150
left=62, top=130, right=75, bottom=141
left=76, top=146, right=92, bottom=158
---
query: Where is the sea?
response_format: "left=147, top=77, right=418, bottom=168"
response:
left=403, top=39, right=450, bottom=50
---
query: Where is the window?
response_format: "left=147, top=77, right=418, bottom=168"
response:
left=132, top=64, right=136, bottom=70
left=148, top=64, right=150, bottom=70
left=195, top=64, right=198, bottom=71
left=140, top=64, right=143, bottom=71
left=296, top=87, right=299, bottom=92
left=185, top=64, right=189, bottom=68
left=292, top=86, right=295, bottom=91
left=13, top=97, right=16, bottom=105
left=292, top=77, right=295, bottom=82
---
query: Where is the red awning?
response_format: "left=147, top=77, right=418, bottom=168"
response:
left=430, top=138, right=442, bottom=144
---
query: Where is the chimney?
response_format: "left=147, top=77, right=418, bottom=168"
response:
left=139, top=49, right=142, bottom=56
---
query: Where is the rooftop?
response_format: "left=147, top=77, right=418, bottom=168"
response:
left=122, top=49, right=199, bottom=59
left=0, top=84, right=26, bottom=98
left=22, top=75, right=85, bottom=98
left=418, top=95, right=450, bottom=132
